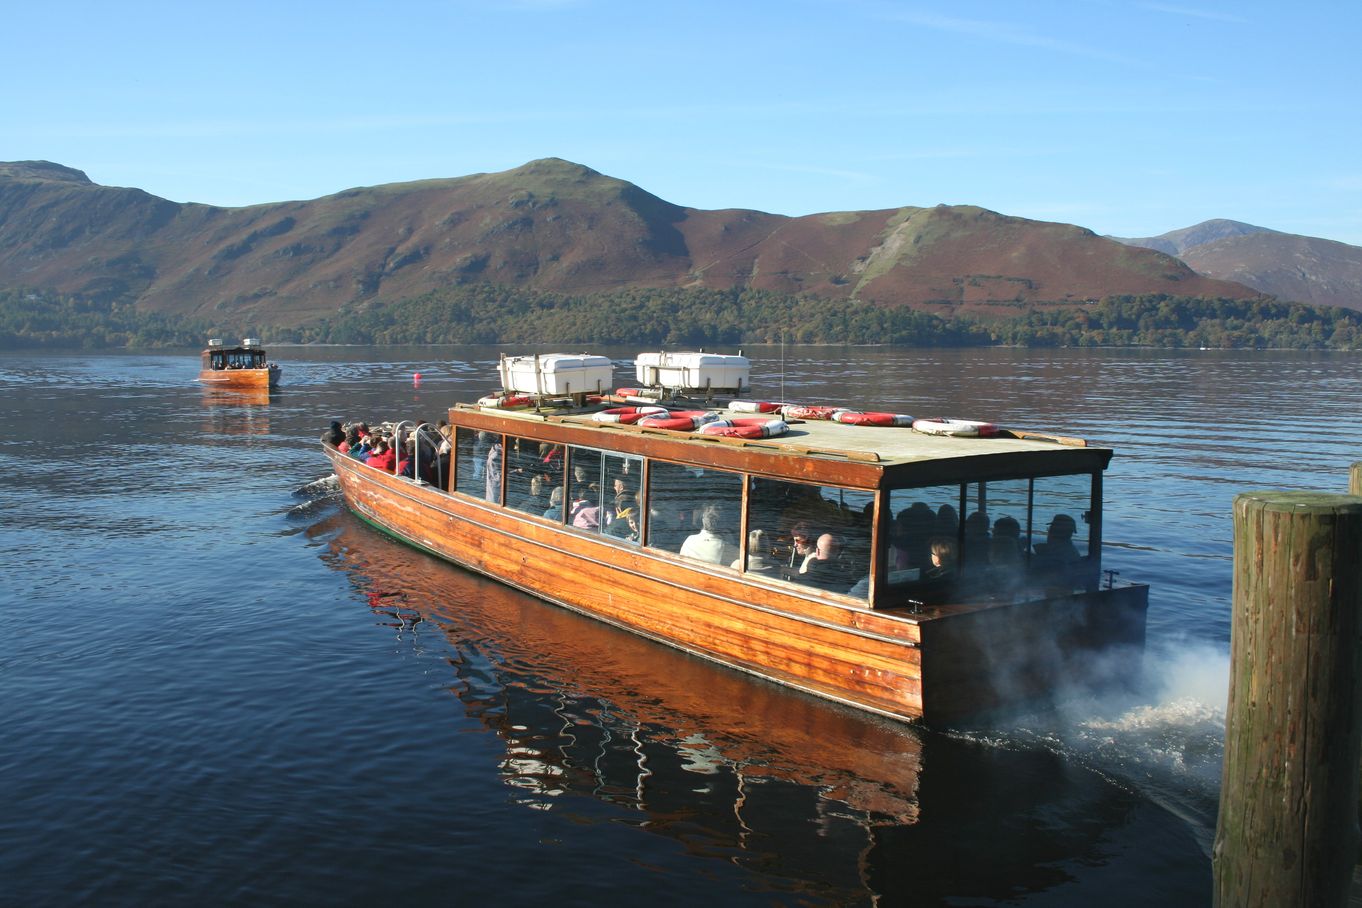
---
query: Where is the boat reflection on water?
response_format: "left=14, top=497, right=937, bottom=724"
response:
left=200, top=386, right=272, bottom=435
left=306, top=509, right=1206, bottom=904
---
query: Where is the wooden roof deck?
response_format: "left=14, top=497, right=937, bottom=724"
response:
left=452, top=400, right=1112, bottom=486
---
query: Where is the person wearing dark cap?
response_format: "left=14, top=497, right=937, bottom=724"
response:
left=322, top=420, right=345, bottom=447
left=1033, top=513, right=1081, bottom=571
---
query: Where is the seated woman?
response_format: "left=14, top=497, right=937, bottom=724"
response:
left=924, top=537, right=958, bottom=580
left=731, top=529, right=779, bottom=576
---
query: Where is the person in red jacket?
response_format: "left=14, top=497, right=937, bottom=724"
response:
left=365, top=436, right=396, bottom=472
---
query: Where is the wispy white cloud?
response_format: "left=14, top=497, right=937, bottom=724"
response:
left=882, top=9, right=1138, bottom=64
left=1139, top=3, right=1249, bottom=24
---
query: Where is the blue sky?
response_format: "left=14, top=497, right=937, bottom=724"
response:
left=6, top=0, right=1360, bottom=244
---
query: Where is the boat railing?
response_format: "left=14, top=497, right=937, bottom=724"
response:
left=391, top=420, right=446, bottom=489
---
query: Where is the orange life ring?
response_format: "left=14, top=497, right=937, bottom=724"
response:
left=700, top=417, right=789, bottom=439
left=592, top=406, right=667, bottom=424
left=729, top=400, right=782, bottom=414
left=832, top=410, right=915, bottom=427
left=638, top=410, right=719, bottom=431
left=784, top=405, right=838, bottom=421
left=911, top=417, right=1000, bottom=438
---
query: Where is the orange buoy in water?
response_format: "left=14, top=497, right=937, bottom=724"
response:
left=413, top=372, right=422, bottom=388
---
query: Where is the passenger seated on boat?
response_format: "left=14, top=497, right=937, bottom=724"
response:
left=731, top=529, right=779, bottom=575
left=679, top=504, right=738, bottom=565
left=338, top=425, right=360, bottom=454
left=892, top=502, right=935, bottom=569
left=992, top=515, right=1023, bottom=551
left=323, top=421, right=345, bottom=448
left=515, top=475, right=548, bottom=515
left=801, top=534, right=855, bottom=592
left=570, top=483, right=600, bottom=528
left=963, top=510, right=991, bottom=566
left=604, top=489, right=634, bottom=529
left=365, top=436, right=396, bottom=472
left=787, top=522, right=819, bottom=571
left=605, top=494, right=640, bottom=541
left=542, top=486, right=565, bottom=522
left=1032, top=513, right=1081, bottom=572
left=934, top=504, right=960, bottom=542
left=924, top=537, right=958, bottom=580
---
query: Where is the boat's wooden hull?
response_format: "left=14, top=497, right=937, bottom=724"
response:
left=198, top=367, right=278, bottom=389
left=325, top=446, right=1147, bottom=724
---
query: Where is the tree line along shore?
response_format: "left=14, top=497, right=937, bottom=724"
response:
left=2, top=285, right=1359, bottom=351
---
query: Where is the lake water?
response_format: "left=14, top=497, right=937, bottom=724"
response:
left=2, top=345, right=1358, bottom=906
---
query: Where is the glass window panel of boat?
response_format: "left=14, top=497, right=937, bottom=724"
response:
left=454, top=427, right=495, bottom=499
left=1031, top=473, right=1098, bottom=585
left=746, top=477, right=872, bottom=597
left=504, top=435, right=552, bottom=516
left=599, top=452, right=642, bottom=543
left=565, top=446, right=604, bottom=529
left=883, top=485, right=967, bottom=585
left=959, top=479, right=1031, bottom=574
left=646, top=461, right=742, bottom=564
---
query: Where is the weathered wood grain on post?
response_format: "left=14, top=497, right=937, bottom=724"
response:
left=1350, top=462, right=1361, bottom=495
left=1213, top=491, right=1362, bottom=908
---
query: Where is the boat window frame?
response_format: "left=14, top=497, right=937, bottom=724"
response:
left=875, top=468, right=1104, bottom=606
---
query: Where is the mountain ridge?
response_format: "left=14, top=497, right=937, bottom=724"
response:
left=0, top=158, right=1288, bottom=328
left=1112, top=219, right=1362, bottom=311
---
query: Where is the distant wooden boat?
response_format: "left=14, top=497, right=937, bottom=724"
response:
left=323, top=352, right=1147, bottom=724
left=198, top=338, right=280, bottom=389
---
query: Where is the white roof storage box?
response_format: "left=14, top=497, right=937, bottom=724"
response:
left=634, top=352, right=750, bottom=393
left=499, top=353, right=614, bottom=396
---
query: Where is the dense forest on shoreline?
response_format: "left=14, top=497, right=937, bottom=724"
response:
left=2, top=285, right=1359, bottom=351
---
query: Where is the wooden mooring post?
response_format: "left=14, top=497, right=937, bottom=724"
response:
left=1351, top=462, right=1362, bottom=495
left=1213, top=491, right=1362, bottom=907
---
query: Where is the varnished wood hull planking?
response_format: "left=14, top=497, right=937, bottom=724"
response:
left=198, top=368, right=278, bottom=389
left=327, top=446, right=928, bottom=721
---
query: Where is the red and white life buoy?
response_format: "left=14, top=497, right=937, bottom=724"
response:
left=592, top=406, right=667, bottom=424
left=638, top=410, right=720, bottom=431
left=784, top=405, right=838, bottom=421
left=477, top=394, right=533, bottom=409
left=728, top=400, right=782, bottom=414
left=832, top=410, right=915, bottom=427
left=700, top=417, right=789, bottom=439
left=911, top=417, right=1000, bottom=438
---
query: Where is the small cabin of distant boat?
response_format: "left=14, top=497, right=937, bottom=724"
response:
left=198, top=338, right=280, bottom=388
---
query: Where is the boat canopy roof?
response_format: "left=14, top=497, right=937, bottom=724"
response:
left=450, top=402, right=1112, bottom=489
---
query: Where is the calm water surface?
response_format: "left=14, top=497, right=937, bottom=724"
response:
left=2, top=346, right=1358, bottom=906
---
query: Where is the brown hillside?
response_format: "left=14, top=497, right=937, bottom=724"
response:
left=0, top=157, right=1262, bottom=328
left=1179, top=233, right=1362, bottom=313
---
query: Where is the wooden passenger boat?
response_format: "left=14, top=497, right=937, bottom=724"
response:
left=323, top=352, right=1148, bottom=724
left=198, top=337, right=281, bottom=389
